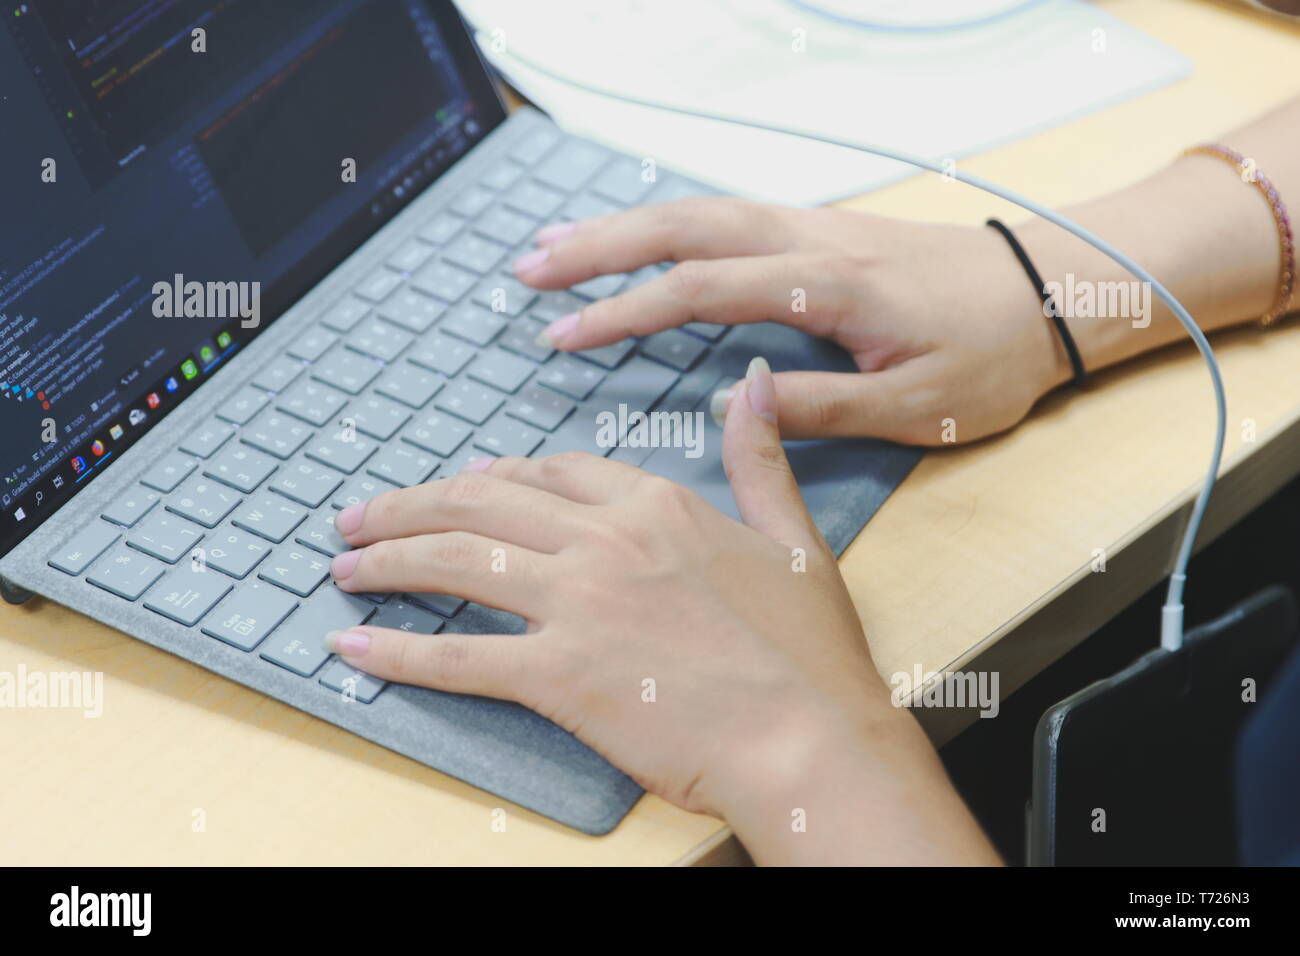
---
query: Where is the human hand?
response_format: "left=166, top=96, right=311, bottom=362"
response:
left=513, top=198, right=1072, bottom=445
left=324, top=356, right=996, bottom=863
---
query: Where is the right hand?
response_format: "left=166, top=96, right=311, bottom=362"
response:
left=513, top=197, right=1073, bottom=446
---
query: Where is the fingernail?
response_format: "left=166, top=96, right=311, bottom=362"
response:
left=535, top=311, right=580, bottom=348
left=335, top=501, right=367, bottom=536
left=331, top=548, right=362, bottom=581
left=709, top=383, right=735, bottom=427
left=513, top=247, right=550, bottom=274
left=325, top=630, right=371, bottom=657
left=464, top=455, right=494, bottom=473
left=535, top=221, right=577, bottom=244
left=746, top=356, right=777, bottom=424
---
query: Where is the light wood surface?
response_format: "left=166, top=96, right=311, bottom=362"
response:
left=3, top=0, right=1298, bottom=866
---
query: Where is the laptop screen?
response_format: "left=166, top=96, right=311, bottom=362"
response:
left=0, top=0, right=504, bottom=559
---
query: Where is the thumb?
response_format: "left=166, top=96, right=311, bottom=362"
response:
left=721, top=356, right=822, bottom=551
left=719, top=369, right=923, bottom=443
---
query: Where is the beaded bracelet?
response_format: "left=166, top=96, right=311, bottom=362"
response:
left=1183, top=143, right=1295, bottom=327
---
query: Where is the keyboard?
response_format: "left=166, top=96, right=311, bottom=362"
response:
left=44, top=124, right=731, bottom=708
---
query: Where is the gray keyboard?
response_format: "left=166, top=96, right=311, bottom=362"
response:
left=45, top=126, right=729, bottom=707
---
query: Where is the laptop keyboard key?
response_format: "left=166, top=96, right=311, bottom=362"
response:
left=368, top=599, right=446, bottom=633
left=408, top=332, right=475, bottom=377
left=443, top=233, right=509, bottom=275
left=346, top=317, right=413, bottom=362
left=101, top=486, right=161, bottom=528
left=571, top=272, right=627, bottom=300
left=576, top=339, right=636, bottom=369
left=639, top=328, right=708, bottom=371
left=354, top=267, right=403, bottom=304
left=202, top=580, right=298, bottom=651
left=366, top=443, right=437, bottom=487
left=304, top=433, right=377, bottom=474
left=537, top=355, right=605, bottom=400
left=468, top=349, right=534, bottom=394
left=535, top=141, right=610, bottom=192
left=388, top=239, right=434, bottom=274
left=286, top=326, right=338, bottom=362
left=240, top=409, right=313, bottom=459
left=128, top=511, right=205, bottom=564
left=590, top=157, right=656, bottom=205
left=251, top=354, right=308, bottom=392
left=88, top=545, right=166, bottom=600
left=215, top=385, right=270, bottom=425
left=473, top=206, right=537, bottom=247
left=474, top=416, right=544, bottom=458
left=259, top=547, right=331, bottom=598
left=203, top=444, right=277, bottom=493
left=439, top=302, right=508, bottom=347
left=401, top=411, right=472, bottom=457
left=377, top=288, right=445, bottom=333
left=470, top=275, right=537, bottom=317
left=319, top=660, right=387, bottom=704
left=49, top=521, right=121, bottom=575
left=179, top=419, right=235, bottom=458
left=419, top=213, right=462, bottom=246
left=232, top=494, right=308, bottom=543
left=167, top=476, right=242, bottom=528
left=405, top=591, right=467, bottom=618
left=204, top=527, right=272, bottom=578
left=375, top=361, right=443, bottom=409
left=498, top=317, right=555, bottom=363
left=319, top=297, right=370, bottom=333
left=295, top=511, right=349, bottom=557
left=349, top=393, right=411, bottom=440
left=332, top=474, right=399, bottom=510
left=140, top=451, right=197, bottom=493
left=504, top=179, right=565, bottom=219
left=144, top=564, right=233, bottom=627
left=450, top=185, right=494, bottom=218
left=530, top=290, right=586, bottom=323
left=270, top=459, right=343, bottom=508
left=435, top=379, right=504, bottom=425
left=311, top=345, right=383, bottom=395
left=260, top=585, right=372, bottom=676
left=277, top=378, right=347, bottom=427
left=412, top=259, right=477, bottom=302
left=507, top=383, right=575, bottom=432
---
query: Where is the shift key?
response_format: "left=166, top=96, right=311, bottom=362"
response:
left=259, top=585, right=372, bottom=677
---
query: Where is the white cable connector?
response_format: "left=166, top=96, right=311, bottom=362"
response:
left=481, top=36, right=1228, bottom=651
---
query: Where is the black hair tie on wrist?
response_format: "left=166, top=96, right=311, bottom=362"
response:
left=986, top=218, right=1087, bottom=389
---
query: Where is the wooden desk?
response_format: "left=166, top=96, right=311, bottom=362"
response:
left=3, top=0, right=1298, bottom=866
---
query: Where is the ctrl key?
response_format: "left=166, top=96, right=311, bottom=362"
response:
left=86, top=545, right=165, bottom=600
left=201, top=581, right=297, bottom=652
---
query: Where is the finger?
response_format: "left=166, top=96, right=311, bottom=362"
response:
left=713, top=368, right=934, bottom=444
left=335, top=471, right=592, bottom=552
left=537, top=254, right=848, bottom=351
left=325, top=627, right=540, bottom=701
left=511, top=197, right=793, bottom=290
left=477, top=452, right=644, bottom=505
left=330, top=532, right=552, bottom=619
left=721, top=357, right=823, bottom=551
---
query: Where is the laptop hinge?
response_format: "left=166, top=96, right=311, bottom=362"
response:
left=0, top=575, right=35, bottom=605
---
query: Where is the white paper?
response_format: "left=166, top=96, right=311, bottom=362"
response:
left=455, top=0, right=1192, bottom=205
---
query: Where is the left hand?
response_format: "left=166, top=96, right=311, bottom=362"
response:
left=324, top=357, right=897, bottom=819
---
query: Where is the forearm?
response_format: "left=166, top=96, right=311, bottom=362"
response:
left=1017, top=96, right=1299, bottom=386
left=718, top=702, right=1002, bottom=866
